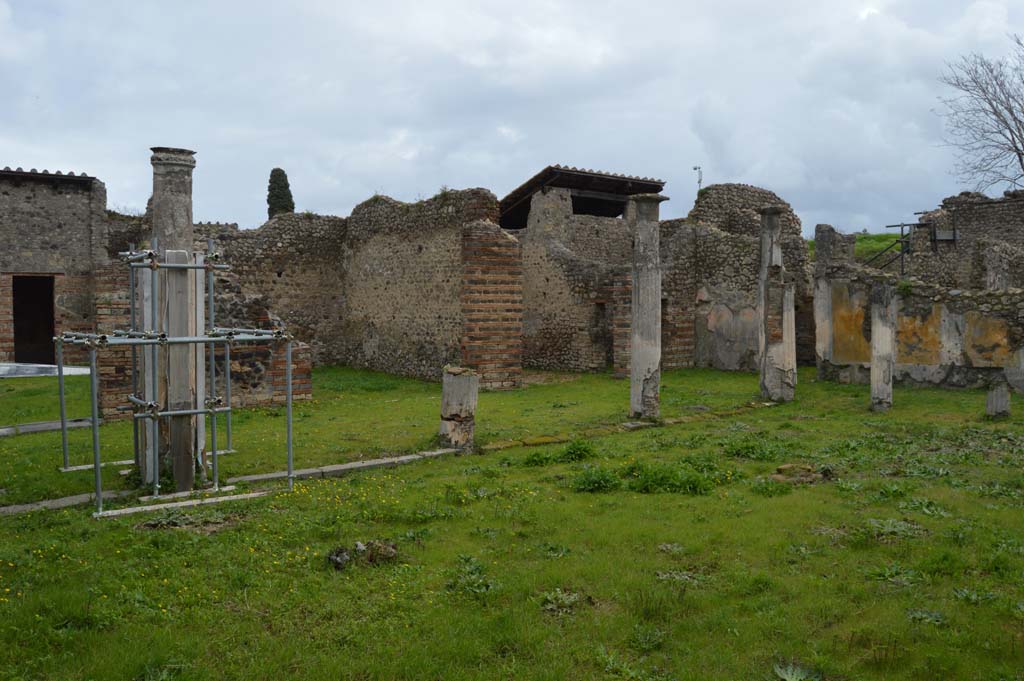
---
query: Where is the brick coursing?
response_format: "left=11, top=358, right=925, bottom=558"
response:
left=460, top=221, right=523, bottom=389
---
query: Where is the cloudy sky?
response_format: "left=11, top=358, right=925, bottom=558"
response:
left=1, top=1, right=1022, bottom=234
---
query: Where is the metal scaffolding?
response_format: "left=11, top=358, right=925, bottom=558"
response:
left=54, top=242, right=295, bottom=515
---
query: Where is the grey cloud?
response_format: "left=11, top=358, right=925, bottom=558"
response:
left=0, top=0, right=1021, bottom=234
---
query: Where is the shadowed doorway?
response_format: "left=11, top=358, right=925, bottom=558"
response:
left=13, top=275, right=55, bottom=364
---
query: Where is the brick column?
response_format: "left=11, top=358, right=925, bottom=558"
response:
left=460, top=221, right=523, bottom=389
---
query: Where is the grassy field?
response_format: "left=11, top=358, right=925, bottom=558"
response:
left=806, top=232, right=900, bottom=264
left=1, top=366, right=1024, bottom=680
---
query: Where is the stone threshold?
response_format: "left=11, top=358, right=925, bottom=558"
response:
left=1, top=417, right=97, bottom=438
left=227, top=449, right=458, bottom=485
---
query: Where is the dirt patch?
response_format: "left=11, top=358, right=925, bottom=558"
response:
left=769, top=463, right=834, bottom=485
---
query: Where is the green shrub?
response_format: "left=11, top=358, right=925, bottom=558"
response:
left=622, top=462, right=713, bottom=495
left=571, top=465, right=620, bottom=492
left=725, top=437, right=787, bottom=461
left=751, top=477, right=792, bottom=497
left=521, top=451, right=552, bottom=467
left=557, top=439, right=596, bottom=462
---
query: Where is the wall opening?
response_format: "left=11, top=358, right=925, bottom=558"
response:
left=571, top=194, right=626, bottom=218
left=13, top=275, right=55, bottom=364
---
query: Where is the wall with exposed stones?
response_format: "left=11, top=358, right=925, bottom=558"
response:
left=201, top=188, right=520, bottom=388
left=517, top=182, right=814, bottom=375
left=906, top=191, right=1024, bottom=289
left=0, top=169, right=310, bottom=418
left=815, top=224, right=1024, bottom=389
left=519, top=187, right=630, bottom=372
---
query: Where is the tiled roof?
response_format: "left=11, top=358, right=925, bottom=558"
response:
left=0, top=167, right=95, bottom=184
left=499, top=164, right=665, bottom=228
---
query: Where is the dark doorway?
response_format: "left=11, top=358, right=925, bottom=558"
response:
left=13, top=276, right=55, bottom=364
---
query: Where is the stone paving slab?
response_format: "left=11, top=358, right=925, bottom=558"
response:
left=93, top=491, right=271, bottom=519
left=0, top=417, right=96, bottom=438
left=227, top=449, right=458, bottom=485
left=0, top=490, right=132, bottom=515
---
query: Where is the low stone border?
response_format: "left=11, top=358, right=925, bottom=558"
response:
left=227, top=449, right=457, bottom=485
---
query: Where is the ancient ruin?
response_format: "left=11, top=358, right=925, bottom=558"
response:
left=4, top=149, right=1024, bottom=420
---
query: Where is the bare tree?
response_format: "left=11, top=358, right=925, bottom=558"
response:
left=940, top=35, right=1024, bottom=191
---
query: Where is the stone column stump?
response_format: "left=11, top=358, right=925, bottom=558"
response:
left=628, top=193, right=669, bottom=420
left=869, top=284, right=896, bottom=412
left=987, top=375, right=1011, bottom=419
left=439, top=366, right=479, bottom=449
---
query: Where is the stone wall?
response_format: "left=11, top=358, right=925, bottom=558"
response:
left=906, top=191, right=1024, bottom=289
left=815, top=224, right=1024, bottom=389
left=520, top=187, right=631, bottom=372
left=205, top=188, right=516, bottom=386
left=0, top=169, right=310, bottom=417
left=517, top=182, right=814, bottom=375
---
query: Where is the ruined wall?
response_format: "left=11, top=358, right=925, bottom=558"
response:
left=679, top=184, right=812, bottom=371
left=520, top=187, right=631, bottom=372
left=906, top=191, right=1024, bottom=289
left=816, top=224, right=1024, bottom=389
left=210, top=189, right=507, bottom=384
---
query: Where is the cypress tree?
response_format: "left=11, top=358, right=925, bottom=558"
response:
left=267, top=167, right=295, bottom=219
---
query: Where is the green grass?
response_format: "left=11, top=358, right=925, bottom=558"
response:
left=854, top=232, right=901, bottom=263
left=805, top=232, right=900, bottom=264
left=1, top=366, right=1023, bottom=680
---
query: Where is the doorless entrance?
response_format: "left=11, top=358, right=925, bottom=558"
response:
left=13, top=275, right=55, bottom=364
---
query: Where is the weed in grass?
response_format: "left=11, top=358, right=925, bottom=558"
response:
left=571, top=465, right=620, bottom=492
left=538, top=542, right=570, bottom=558
left=597, top=647, right=675, bottom=681
left=655, top=570, right=703, bottom=587
left=471, top=527, right=499, bottom=540
left=627, top=585, right=675, bottom=621
left=835, top=479, right=863, bottom=493
left=657, top=543, right=685, bottom=556
left=952, top=587, right=995, bottom=605
left=851, top=518, right=925, bottom=546
left=866, top=562, right=920, bottom=587
left=785, top=543, right=820, bottom=563
left=629, top=623, right=666, bottom=652
left=620, top=461, right=714, bottom=495
left=898, top=497, right=951, bottom=517
left=873, top=482, right=909, bottom=500
left=539, top=588, right=582, bottom=616
left=751, top=477, right=792, bottom=497
left=724, top=435, right=787, bottom=461
left=907, top=609, right=946, bottom=626
left=446, top=555, right=499, bottom=598
left=773, top=661, right=821, bottom=681
left=557, top=439, right=596, bottom=462
left=522, top=451, right=552, bottom=467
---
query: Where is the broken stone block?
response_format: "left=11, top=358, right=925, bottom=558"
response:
left=439, top=366, right=479, bottom=449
